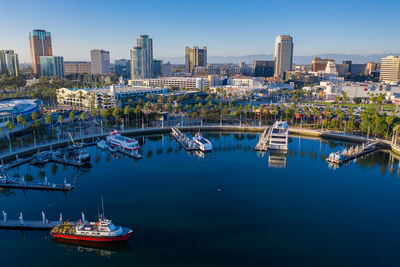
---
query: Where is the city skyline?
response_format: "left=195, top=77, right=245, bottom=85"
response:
left=1, top=0, right=399, bottom=63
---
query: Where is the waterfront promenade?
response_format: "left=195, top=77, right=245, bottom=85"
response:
left=0, top=121, right=394, bottom=161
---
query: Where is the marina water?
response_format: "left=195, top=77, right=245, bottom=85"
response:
left=1, top=132, right=400, bottom=266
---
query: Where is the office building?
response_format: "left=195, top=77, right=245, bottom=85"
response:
left=130, top=35, right=153, bottom=79
left=312, top=57, right=334, bottom=72
left=115, top=59, right=131, bottom=78
left=57, top=85, right=168, bottom=109
left=161, top=62, right=173, bottom=77
left=185, top=46, right=207, bottom=74
left=380, top=56, right=400, bottom=83
left=131, top=77, right=210, bottom=90
left=29, top=29, right=53, bottom=75
left=0, top=50, right=20, bottom=76
left=91, top=49, right=110, bottom=75
left=153, top=59, right=162, bottom=77
left=253, top=60, right=274, bottom=77
left=364, top=62, right=381, bottom=75
left=274, top=35, right=293, bottom=77
left=64, top=61, right=91, bottom=75
left=40, top=56, right=64, bottom=78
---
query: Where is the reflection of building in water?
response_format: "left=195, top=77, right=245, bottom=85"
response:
left=268, top=151, right=287, bottom=168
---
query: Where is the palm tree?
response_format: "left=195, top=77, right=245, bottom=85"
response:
left=392, top=124, right=400, bottom=145
left=386, top=115, right=395, bottom=139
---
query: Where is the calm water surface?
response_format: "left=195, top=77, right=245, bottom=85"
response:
left=1, top=132, right=400, bottom=266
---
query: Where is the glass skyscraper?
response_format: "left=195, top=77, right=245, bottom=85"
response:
left=40, top=56, right=64, bottom=78
left=130, top=35, right=153, bottom=79
left=0, top=50, right=19, bottom=76
left=29, top=29, right=53, bottom=75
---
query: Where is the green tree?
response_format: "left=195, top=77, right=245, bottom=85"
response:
left=17, top=115, right=27, bottom=127
left=31, top=111, right=39, bottom=121
left=69, top=111, right=75, bottom=121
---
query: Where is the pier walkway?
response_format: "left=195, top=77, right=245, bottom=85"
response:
left=326, top=141, right=381, bottom=165
left=170, top=127, right=199, bottom=151
left=0, top=211, right=61, bottom=230
left=254, top=128, right=270, bottom=151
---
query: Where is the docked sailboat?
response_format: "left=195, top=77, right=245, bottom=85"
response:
left=269, top=121, right=289, bottom=150
left=193, top=132, right=212, bottom=152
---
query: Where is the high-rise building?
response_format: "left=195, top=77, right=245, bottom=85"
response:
left=40, top=56, right=64, bottom=78
left=185, top=46, right=207, bottom=74
left=380, top=55, right=400, bottom=83
left=130, top=35, right=153, bottom=79
left=29, top=29, right=53, bottom=75
left=91, top=49, right=110, bottom=75
left=0, top=50, right=20, bottom=76
left=153, top=59, right=162, bottom=77
left=64, top=61, right=91, bottom=75
left=364, top=62, right=381, bottom=75
left=161, top=62, right=173, bottom=77
left=253, top=60, right=274, bottom=77
left=114, top=59, right=131, bottom=78
left=274, top=35, right=293, bottom=77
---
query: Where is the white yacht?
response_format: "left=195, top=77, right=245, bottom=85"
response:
left=193, top=133, right=212, bottom=152
left=269, top=121, right=289, bottom=151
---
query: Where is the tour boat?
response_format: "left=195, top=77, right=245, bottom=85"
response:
left=269, top=121, right=289, bottom=150
left=106, top=130, right=140, bottom=152
left=193, top=133, right=212, bottom=152
left=51, top=213, right=133, bottom=242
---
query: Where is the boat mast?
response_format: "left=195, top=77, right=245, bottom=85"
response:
left=101, top=195, right=105, bottom=219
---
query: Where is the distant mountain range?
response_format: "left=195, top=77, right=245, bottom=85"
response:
left=160, top=53, right=399, bottom=65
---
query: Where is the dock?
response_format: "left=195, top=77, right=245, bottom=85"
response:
left=170, top=127, right=199, bottom=151
left=254, top=128, right=270, bottom=151
left=3, top=156, right=33, bottom=170
left=112, top=146, right=142, bottom=159
left=0, top=177, right=74, bottom=191
left=0, top=211, right=61, bottom=230
left=0, top=220, right=60, bottom=230
left=50, top=155, right=88, bottom=167
left=0, top=182, right=73, bottom=191
left=326, top=141, right=379, bottom=164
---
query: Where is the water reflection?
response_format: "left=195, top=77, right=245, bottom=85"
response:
left=268, top=151, right=287, bottom=168
left=53, top=238, right=133, bottom=257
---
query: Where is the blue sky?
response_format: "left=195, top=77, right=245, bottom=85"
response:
left=1, top=0, right=399, bottom=63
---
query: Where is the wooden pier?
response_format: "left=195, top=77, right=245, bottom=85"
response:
left=170, top=127, right=199, bottom=151
left=326, top=141, right=379, bottom=165
left=254, top=128, right=270, bottom=151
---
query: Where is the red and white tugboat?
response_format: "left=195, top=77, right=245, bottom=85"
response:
left=106, top=130, right=140, bottom=152
left=50, top=211, right=133, bottom=242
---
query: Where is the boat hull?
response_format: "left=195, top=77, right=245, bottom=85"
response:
left=51, top=229, right=133, bottom=242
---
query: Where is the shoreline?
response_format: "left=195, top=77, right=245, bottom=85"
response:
left=0, top=125, right=397, bottom=162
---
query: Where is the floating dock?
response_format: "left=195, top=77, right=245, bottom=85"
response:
left=3, top=156, right=33, bottom=170
left=0, top=211, right=61, bottom=230
left=112, top=146, right=142, bottom=159
left=326, top=141, right=379, bottom=164
left=0, top=177, right=74, bottom=191
left=50, top=156, right=88, bottom=167
left=254, top=128, right=270, bottom=151
left=0, top=220, right=60, bottom=230
left=0, top=182, right=73, bottom=191
left=170, top=127, right=199, bottom=151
